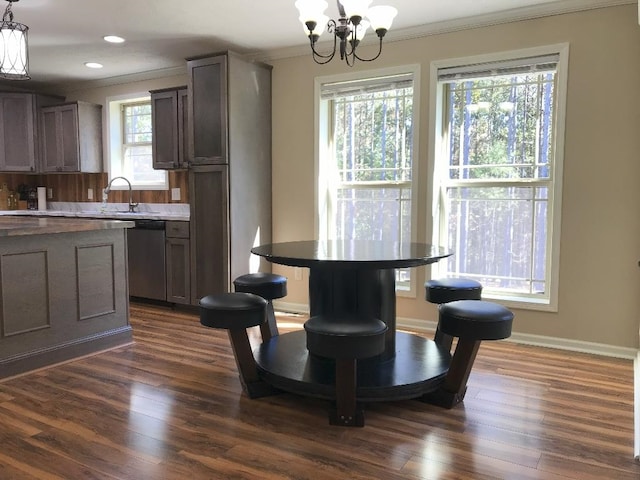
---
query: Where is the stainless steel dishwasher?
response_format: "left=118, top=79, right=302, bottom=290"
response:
left=127, top=219, right=166, bottom=301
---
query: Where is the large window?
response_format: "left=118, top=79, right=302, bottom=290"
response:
left=318, top=70, right=417, bottom=290
left=431, top=46, right=568, bottom=309
left=106, top=94, right=167, bottom=189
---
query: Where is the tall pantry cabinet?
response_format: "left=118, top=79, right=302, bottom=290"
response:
left=187, top=51, right=272, bottom=304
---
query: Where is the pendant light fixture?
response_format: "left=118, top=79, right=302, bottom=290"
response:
left=0, top=0, right=29, bottom=80
left=295, top=0, right=397, bottom=66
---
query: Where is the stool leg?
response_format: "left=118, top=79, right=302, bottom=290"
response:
left=434, top=325, right=453, bottom=352
left=421, top=338, right=481, bottom=408
left=329, top=358, right=364, bottom=427
left=259, top=301, right=279, bottom=341
left=227, top=329, right=279, bottom=399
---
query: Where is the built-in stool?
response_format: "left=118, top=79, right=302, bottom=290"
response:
left=233, top=272, right=287, bottom=342
left=425, top=278, right=483, bottom=351
left=199, top=292, right=277, bottom=398
left=423, top=299, right=513, bottom=408
left=304, top=315, right=387, bottom=427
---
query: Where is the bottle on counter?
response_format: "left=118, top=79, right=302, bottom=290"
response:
left=0, top=183, right=8, bottom=211
left=27, top=187, right=37, bottom=210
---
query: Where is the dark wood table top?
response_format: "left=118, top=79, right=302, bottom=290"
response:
left=251, top=240, right=452, bottom=269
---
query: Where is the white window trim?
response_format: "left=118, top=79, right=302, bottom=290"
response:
left=313, top=64, right=421, bottom=298
left=105, top=92, right=168, bottom=191
left=426, top=43, right=569, bottom=312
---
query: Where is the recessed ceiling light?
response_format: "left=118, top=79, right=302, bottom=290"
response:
left=103, top=35, right=125, bottom=43
left=85, top=62, right=103, bottom=69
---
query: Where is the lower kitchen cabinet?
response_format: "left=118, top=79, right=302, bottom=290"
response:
left=166, top=221, right=190, bottom=304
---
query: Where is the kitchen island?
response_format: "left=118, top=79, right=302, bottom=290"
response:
left=0, top=216, right=134, bottom=379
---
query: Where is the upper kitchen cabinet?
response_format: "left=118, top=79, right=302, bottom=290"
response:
left=150, top=86, right=189, bottom=169
left=0, top=93, right=61, bottom=172
left=187, top=54, right=227, bottom=165
left=40, top=101, right=102, bottom=173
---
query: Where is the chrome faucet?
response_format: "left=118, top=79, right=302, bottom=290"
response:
left=103, top=176, right=138, bottom=212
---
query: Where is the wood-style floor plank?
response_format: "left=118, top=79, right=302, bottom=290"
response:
left=0, top=301, right=637, bottom=479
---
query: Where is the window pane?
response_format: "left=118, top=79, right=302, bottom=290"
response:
left=443, top=186, right=548, bottom=295
left=124, top=145, right=164, bottom=184
left=334, top=89, right=413, bottom=183
left=448, top=73, right=555, bottom=181
left=335, top=187, right=411, bottom=242
left=124, top=103, right=152, bottom=144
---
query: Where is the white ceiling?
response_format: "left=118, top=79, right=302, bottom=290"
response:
left=0, top=0, right=628, bottom=90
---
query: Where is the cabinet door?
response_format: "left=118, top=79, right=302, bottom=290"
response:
left=0, top=94, right=36, bottom=172
left=40, top=107, right=60, bottom=172
left=166, top=237, right=190, bottom=304
left=187, top=55, right=227, bottom=165
left=41, top=104, right=81, bottom=172
left=151, top=90, right=179, bottom=169
left=59, top=104, right=80, bottom=172
left=189, top=165, right=229, bottom=303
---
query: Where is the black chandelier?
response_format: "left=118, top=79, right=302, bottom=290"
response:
left=0, top=0, right=28, bottom=80
left=295, top=0, right=397, bottom=66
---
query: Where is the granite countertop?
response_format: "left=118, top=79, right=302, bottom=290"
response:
left=0, top=216, right=134, bottom=237
left=0, top=202, right=190, bottom=221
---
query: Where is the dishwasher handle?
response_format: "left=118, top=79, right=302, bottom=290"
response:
left=133, top=219, right=166, bottom=230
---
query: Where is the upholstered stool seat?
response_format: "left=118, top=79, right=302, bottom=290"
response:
left=199, top=292, right=276, bottom=398
left=234, top=272, right=288, bottom=341
left=425, top=278, right=483, bottom=304
left=304, top=315, right=387, bottom=427
left=423, top=299, right=513, bottom=408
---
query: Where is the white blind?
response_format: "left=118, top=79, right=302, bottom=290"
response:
left=438, top=54, right=559, bottom=83
left=320, top=73, right=414, bottom=99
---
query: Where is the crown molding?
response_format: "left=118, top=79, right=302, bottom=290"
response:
left=255, top=0, right=635, bottom=62
left=50, top=65, right=187, bottom=94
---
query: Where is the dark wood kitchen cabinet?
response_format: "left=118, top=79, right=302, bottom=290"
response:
left=40, top=101, right=102, bottom=173
left=0, top=93, right=61, bottom=172
left=187, top=52, right=272, bottom=303
left=187, top=55, right=226, bottom=165
left=165, top=220, right=190, bottom=304
left=150, top=86, right=189, bottom=169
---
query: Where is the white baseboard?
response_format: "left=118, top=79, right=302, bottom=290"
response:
left=274, top=300, right=637, bottom=360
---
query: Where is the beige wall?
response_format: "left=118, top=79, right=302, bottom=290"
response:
left=269, top=5, right=640, bottom=350
left=62, top=5, right=640, bottom=351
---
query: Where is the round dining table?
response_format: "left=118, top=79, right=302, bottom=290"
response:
left=251, top=240, right=454, bottom=402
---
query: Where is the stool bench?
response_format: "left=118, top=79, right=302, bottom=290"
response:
left=425, top=278, right=483, bottom=351
left=233, top=272, right=287, bottom=342
left=423, top=299, right=514, bottom=408
left=304, top=315, right=387, bottom=427
left=199, top=292, right=278, bottom=399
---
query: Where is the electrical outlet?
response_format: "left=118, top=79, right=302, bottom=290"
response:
left=47, top=188, right=53, bottom=199
left=171, top=187, right=181, bottom=201
left=87, top=188, right=94, bottom=200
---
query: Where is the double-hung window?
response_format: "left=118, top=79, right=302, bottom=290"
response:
left=106, top=94, right=167, bottom=189
left=431, top=46, right=568, bottom=309
left=318, top=70, right=417, bottom=290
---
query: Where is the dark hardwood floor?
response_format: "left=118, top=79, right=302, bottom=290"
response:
left=0, top=301, right=637, bottom=479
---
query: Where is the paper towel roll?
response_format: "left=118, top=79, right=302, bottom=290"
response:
left=37, top=187, right=47, bottom=211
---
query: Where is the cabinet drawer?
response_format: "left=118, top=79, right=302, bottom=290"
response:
left=166, top=221, right=189, bottom=238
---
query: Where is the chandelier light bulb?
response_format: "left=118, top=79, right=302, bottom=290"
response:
left=366, top=5, right=397, bottom=34
left=340, top=0, right=373, bottom=20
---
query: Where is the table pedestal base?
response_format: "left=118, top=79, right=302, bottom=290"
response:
left=254, top=330, right=451, bottom=402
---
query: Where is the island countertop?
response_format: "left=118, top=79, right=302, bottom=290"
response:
left=0, top=216, right=134, bottom=237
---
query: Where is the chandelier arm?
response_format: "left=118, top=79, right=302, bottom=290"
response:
left=353, top=37, right=384, bottom=63
left=2, top=2, right=13, bottom=22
